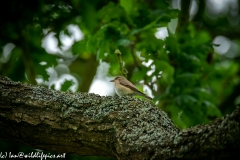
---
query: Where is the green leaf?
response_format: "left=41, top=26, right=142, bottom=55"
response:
left=98, top=2, right=124, bottom=23
left=61, top=80, right=74, bottom=91
left=203, top=101, right=221, bottom=116
left=166, top=105, right=188, bottom=129
left=120, top=0, right=134, bottom=14
left=72, top=40, right=87, bottom=55
left=154, top=61, right=174, bottom=85
left=195, top=31, right=211, bottom=44
left=174, top=94, right=198, bottom=105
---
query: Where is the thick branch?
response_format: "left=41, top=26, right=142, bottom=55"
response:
left=0, top=76, right=239, bottom=159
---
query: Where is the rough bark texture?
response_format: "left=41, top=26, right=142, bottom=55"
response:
left=0, top=76, right=239, bottom=160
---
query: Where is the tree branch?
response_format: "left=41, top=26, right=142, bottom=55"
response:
left=176, top=0, right=191, bottom=32
left=0, top=76, right=239, bottom=159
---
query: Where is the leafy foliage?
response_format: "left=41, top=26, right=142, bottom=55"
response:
left=0, top=0, right=239, bottom=130
left=1, top=0, right=240, bottom=159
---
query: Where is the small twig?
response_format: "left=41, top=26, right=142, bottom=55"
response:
left=114, top=49, right=128, bottom=78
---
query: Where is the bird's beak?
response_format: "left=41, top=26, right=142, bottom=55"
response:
left=110, top=79, right=114, bottom=82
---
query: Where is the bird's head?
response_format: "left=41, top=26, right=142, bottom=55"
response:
left=110, top=76, right=125, bottom=82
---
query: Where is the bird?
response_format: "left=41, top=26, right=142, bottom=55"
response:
left=110, top=76, right=152, bottom=100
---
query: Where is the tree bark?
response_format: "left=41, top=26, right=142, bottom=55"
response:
left=0, top=76, right=239, bottom=160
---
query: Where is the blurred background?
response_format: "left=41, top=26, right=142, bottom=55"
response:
left=0, top=0, right=240, bottom=159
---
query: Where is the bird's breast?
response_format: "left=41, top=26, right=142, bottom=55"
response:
left=114, top=82, right=134, bottom=96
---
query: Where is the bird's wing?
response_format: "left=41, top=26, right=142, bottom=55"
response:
left=119, top=80, right=144, bottom=95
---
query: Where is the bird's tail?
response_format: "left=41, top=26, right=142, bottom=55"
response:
left=135, top=91, right=153, bottom=100
left=139, top=93, right=152, bottom=101
left=143, top=94, right=152, bottom=100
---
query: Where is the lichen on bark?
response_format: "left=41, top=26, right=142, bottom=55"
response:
left=0, top=76, right=240, bottom=160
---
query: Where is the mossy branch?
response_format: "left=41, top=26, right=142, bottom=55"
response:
left=114, top=49, right=128, bottom=78
left=0, top=76, right=240, bottom=159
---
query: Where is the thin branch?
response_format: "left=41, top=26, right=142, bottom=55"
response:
left=114, top=49, right=128, bottom=78
left=176, top=0, right=191, bottom=32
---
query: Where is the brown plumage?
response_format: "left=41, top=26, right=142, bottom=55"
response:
left=110, top=76, right=152, bottom=100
